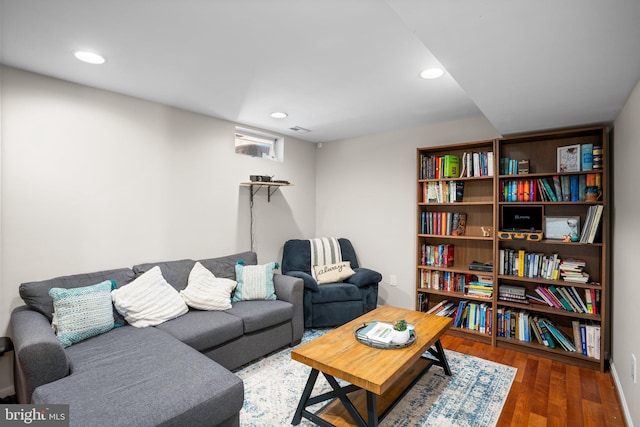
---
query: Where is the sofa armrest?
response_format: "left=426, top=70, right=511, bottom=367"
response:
left=284, top=271, right=319, bottom=292
left=346, top=268, right=382, bottom=288
left=11, top=306, right=70, bottom=404
left=273, top=274, right=304, bottom=344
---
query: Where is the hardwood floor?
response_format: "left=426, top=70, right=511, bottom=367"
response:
left=441, top=335, right=627, bottom=427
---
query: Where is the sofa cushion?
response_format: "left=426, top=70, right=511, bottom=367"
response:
left=19, top=268, right=135, bottom=322
left=226, top=300, right=294, bottom=333
left=232, top=261, right=278, bottom=302
left=154, top=310, right=244, bottom=351
left=49, top=280, right=116, bottom=348
left=198, top=251, right=257, bottom=279
left=310, top=282, right=364, bottom=304
left=33, top=326, right=244, bottom=427
left=111, top=266, right=188, bottom=328
left=132, top=259, right=196, bottom=291
left=180, top=262, right=236, bottom=311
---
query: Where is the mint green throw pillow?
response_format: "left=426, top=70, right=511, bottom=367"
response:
left=49, top=280, right=116, bottom=348
left=232, top=261, right=278, bottom=301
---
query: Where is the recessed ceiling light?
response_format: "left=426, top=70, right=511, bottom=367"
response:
left=420, top=68, right=444, bottom=79
left=270, top=112, right=288, bottom=119
left=73, top=50, right=106, bottom=65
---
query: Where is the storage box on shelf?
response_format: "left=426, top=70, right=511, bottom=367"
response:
left=416, top=126, right=609, bottom=371
left=416, top=140, right=496, bottom=343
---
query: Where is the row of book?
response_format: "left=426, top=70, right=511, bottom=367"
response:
left=419, top=244, right=454, bottom=268
left=499, top=157, right=530, bottom=176
left=496, top=309, right=600, bottom=358
left=531, top=285, right=600, bottom=315
left=419, top=154, right=461, bottom=179
left=426, top=299, right=492, bottom=335
left=421, top=180, right=465, bottom=203
left=498, top=248, right=590, bottom=283
left=420, top=270, right=473, bottom=292
left=500, top=174, right=601, bottom=203
left=420, top=211, right=467, bottom=236
left=418, top=151, right=494, bottom=180
left=499, top=283, right=600, bottom=315
left=579, top=205, right=604, bottom=244
left=498, top=249, right=591, bottom=283
left=419, top=270, right=493, bottom=298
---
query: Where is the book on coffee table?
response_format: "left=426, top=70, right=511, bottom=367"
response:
left=358, top=321, right=395, bottom=344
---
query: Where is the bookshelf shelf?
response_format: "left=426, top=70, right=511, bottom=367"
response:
left=496, top=300, right=602, bottom=321
left=416, top=126, right=609, bottom=371
left=419, top=234, right=493, bottom=241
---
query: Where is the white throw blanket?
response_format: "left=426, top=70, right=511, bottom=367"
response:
left=309, top=237, right=342, bottom=279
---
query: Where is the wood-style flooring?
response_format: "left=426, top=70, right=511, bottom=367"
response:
left=441, top=335, right=627, bottom=427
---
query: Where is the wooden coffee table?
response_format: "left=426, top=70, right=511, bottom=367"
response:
left=291, top=305, right=452, bottom=427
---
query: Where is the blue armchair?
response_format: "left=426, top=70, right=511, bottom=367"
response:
left=281, top=238, right=381, bottom=328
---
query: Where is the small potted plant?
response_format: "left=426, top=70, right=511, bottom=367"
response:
left=391, top=319, right=410, bottom=344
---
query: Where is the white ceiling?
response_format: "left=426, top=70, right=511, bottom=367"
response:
left=1, top=0, right=639, bottom=143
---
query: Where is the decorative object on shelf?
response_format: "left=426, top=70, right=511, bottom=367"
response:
left=481, top=226, right=491, bottom=237
left=544, top=216, right=581, bottom=240
left=249, top=174, right=272, bottom=182
left=557, top=144, right=581, bottom=172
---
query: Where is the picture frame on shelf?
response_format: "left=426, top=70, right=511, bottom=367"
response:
left=544, top=216, right=581, bottom=240
left=557, top=144, right=581, bottom=172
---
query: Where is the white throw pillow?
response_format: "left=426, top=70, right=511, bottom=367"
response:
left=313, top=261, right=355, bottom=285
left=111, top=266, right=188, bottom=327
left=180, top=262, right=237, bottom=310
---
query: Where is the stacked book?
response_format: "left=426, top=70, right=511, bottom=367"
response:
left=467, top=275, right=493, bottom=299
left=498, top=284, right=527, bottom=304
left=559, top=259, right=589, bottom=283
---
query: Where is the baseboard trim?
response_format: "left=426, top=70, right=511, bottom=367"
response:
left=610, top=359, right=634, bottom=427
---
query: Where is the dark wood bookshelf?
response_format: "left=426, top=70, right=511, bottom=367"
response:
left=416, top=125, right=609, bottom=371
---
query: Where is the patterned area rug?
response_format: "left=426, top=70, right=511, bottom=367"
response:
left=235, top=329, right=516, bottom=427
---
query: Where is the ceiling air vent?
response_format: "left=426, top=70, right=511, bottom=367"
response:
left=289, top=126, right=310, bottom=133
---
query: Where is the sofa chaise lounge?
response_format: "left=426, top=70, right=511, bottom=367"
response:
left=10, top=251, right=303, bottom=427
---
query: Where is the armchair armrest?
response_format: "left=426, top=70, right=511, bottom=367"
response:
left=273, top=274, right=304, bottom=344
left=284, top=271, right=319, bottom=292
left=346, top=268, right=382, bottom=287
left=11, top=306, right=70, bottom=404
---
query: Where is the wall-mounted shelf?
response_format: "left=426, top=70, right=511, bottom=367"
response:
left=240, top=182, right=292, bottom=202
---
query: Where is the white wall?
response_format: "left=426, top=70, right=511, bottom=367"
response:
left=315, top=117, right=501, bottom=309
left=0, top=66, right=317, bottom=395
left=611, top=77, right=640, bottom=427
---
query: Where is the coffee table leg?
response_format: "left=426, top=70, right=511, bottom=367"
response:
left=292, top=368, right=320, bottom=425
left=426, top=339, right=452, bottom=376
left=366, top=391, right=379, bottom=427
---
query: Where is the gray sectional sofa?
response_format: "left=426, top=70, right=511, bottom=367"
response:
left=10, top=251, right=304, bottom=427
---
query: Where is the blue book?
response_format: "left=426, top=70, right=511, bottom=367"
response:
left=581, top=144, right=593, bottom=171
left=580, top=324, right=588, bottom=355
left=570, top=175, right=579, bottom=202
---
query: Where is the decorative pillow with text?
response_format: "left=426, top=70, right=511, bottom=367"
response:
left=313, top=261, right=355, bottom=284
